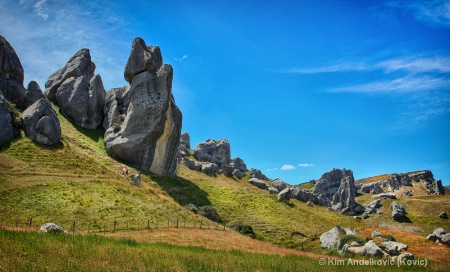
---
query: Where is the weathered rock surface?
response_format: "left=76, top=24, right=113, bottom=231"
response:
left=360, top=181, right=383, bottom=194
left=104, top=37, right=182, bottom=176
left=221, top=164, right=234, bottom=177
left=434, top=179, right=445, bottom=195
left=20, top=98, right=61, bottom=145
left=320, top=226, right=355, bottom=250
left=289, top=186, right=329, bottom=206
left=391, top=201, right=406, bottom=221
left=39, top=223, right=68, bottom=234
left=130, top=173, right=141, bottom=186
left=440, top=212, right=448, bottom=219
left=124, top=38, right=162, bottom=83
left=0, top=92, right=14, bottom=146
left=232, top=169, right=243, bottom=179
left=103, top=86, right=130, bottom=129
left=272, top=178, right=288, bottom=191
left=180, top=132, right=190, bottom=149
left=179, top=144, right=189, bottom=157
left=427, top=228, right=450, bottom=246
left=24, top=81, right=46, bottom=108
left=248, top=178, right=269, bottom=190
left=277, top=187, right=291, bottom=203
left=373, top=192, right=396, bottom=199
left=45, top=48, right=105, bottom=129
left=380, top=241, right=407, bottom=255
left=249, top=168, right=268, bottom=180
left=0, top=35, right=26, bottom=106
left=366, top=199, right=381, bottom=214
left=230, top=157, right=248, bottom=172
left=356, top=240, right=388, bottom=257
left=201, top=163, right=219, bottom=176
left=193, top=138, right=230, bottom=167
left=268, top=186, right=279, bottom=194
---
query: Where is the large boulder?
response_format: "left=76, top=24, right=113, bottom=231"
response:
left=249, top=168, right=268, bottom=180
left=248, top=178, right=269, bottom=190
left=221, top=164, right=234, bottom=177
left=380, top=241, right=408, bottom=255
left=360, top=181, right=383, bottom=194
left=20, top=98, right=61, bottom=145
left=180, top=132, right=190, bottom=149
left=359, top=240, right=388, bottom=257
left=24, top=81, right=46, bottom=108
left=391, top=201, right=406, bottom=221
left=233, top=169, right=244, bottom=179
left=289, top=186, right=330, bottom=206
left=201, top=163, right=219, bottom=176
left=103, top=86, right=130, bottom=130
left=434, top=179, right=445, bottom=195
left=104, top=37, right=182, bottom=176
left=45, top=48, right=106, bottom=129
left=278, top=187, right=291, bottom=203
left=39, top=223, right=68, bottom=234
left=272, top=178, right=288, bottom=191
left=310, top=168, right=356, bottom=214
left=0, top=35, right=26, bottom=106
left=383, top=174, right=412, bottom=192
left=230, top=157, right=248, bottom=172
left=193, top=138, right=230, bottom=167
left=320, top=226, right=355, bottom=250
left=0, top=92, right=14, bottom=146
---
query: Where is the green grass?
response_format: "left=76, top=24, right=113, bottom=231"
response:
left=0, top=228, right=436, bottom=272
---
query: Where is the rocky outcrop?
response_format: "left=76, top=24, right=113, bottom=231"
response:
left=0, top=35, right=26, bottom=106
left=221, top=164, right=234, bottom=177
left=104, top=37, right=182, bottom=176
left=230, top=157, right=248, bottom=172
left=0, top=92, right=14, bottom=146
left=249, top=168, right=268, bottom=180
left=427, top=228, right=450, bottom=246
left=289, top=186, right=330, bottom=206
left=24, top=81, right=46, bottom=108
left=20, top=98, right=61, bottom=145
left=248, top=178, right=269, bottom=190
left=434, top=179, right=445, bottom=195
left=180, top=132, right=190, bottom=149
left=366, top=199, right=381, bottom=214
left=193, top=138, right=230, bottom=167
left=45, top=48, right=106, bottom=129
left=391, top=201, right=406, bottom=221
left=103, top=86, right=130, bottom=130
left=310, top=168, right=356, bottom=214
left=360, top=182, right=383, bottom=194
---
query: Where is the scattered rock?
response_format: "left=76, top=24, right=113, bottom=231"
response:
left=232, top=169, right=243, bottom=179
left=221, top=164, right=234, bottom=177
left=426, top=234, right=438, bottom=242
left=380, top=241, right=408, bottom=255
left=201, top=163, right=219, bottom=176
left=353, top=204, right=365, bottom=213
left=373, top=192, right=396, bottom=199
left=440, top=212, right=448, bottom=219
left=230, top=157, right=248, bottom=172
left=372, top=229, right=382, bottom=238
left=193, top=139, right=230, bottom=167
left=104, top=37, right=182, bottom=176
left=248, top=178, right=269, bottom=190
left=359, top=240, right=388, bottom=257
left=249, top=168, right=268, bottom=180
left=307, top=200, right=314, bottom=207
left=0, top=92, right=14, bottom=146
left=426, top=228, right=450, bottom=246
left=277, top=187, right=291, bottom=203
left=362, top=213, right=369, bottom=219
left=272, top=178, right=288, bottom=191
left=180, top=132, right=190, bottom=149
left=404, top=190, right=413, bottom=197
left=391, top=201, right=406, bottom=221
left=320, top=226, right=355, bottom=250
left=20, top=98, right=61, bottom=145
left=366, top=199, right=381, bottom=214
left=130, top=173, right=141, bottom=186
left=268, top=186, right=279, bottom=194
left=289, top=186, right=329, bottom=206
left=398, top=252, right=415, bottom=261
left=39, top=223, right=68, bottom=234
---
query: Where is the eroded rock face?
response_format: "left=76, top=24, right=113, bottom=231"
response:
left=248, top=178, right=269, bottom=190
left=24, top=81, right=46, bottom=108
left=289, top=186, right=330, bottom=206
left=0, top=35, right=26, bottom=106
left=180, top=132, right=190, bottom=149
left=230, top=157, right=248, bottom=172
left=193, top=139, right=230, bottom=167
left=45, top=48, right=105, bottom=129
left=391, top=201, right=406, bottom=221
left=20, top=98, right=61, bottom=145
left=0, top=92, right=14, bottom=146
left=104, top=37, right=182, bottom=176
left=103, top=86, right=130, bottom=129
left=249, top=168, right=268, bottom=180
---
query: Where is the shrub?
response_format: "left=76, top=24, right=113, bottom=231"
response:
left=382, top=234, right=396, bottom=241
left=231, top=222, right=256, bottom=238
left=340, top=234, right=365, bottom=246
left=198, top=205, right=221, bottom=223
left=185, top=203, right=198, bottom=214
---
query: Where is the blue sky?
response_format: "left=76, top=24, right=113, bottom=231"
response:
left=1, top=0, right=450, bottom=185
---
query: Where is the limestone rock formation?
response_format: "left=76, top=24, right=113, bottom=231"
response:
left=320, top=226, right=355, bottom=250
left=268, top=186, right=279, bottom=194
left=39, top=223, right=68, bottom=234
left=104, top=37, right=182, bottom=176
left=272, top=178, right=288, bottom=191
left=230, top=157, right=248, bottom=172
left=221, top=164, right=234, bottom=177
left=391, top=201, right=406, bottom=221
left=232, top=169, right=243, bottom=179
left=193, top=139, right=230, bottom=167
left=277, top=187, right=291, bottom=203
left=0, top=92, right=14, bottom=146
left=249, top=168, right=268, bottom=180
left=248, top=178, right=269, bottom=190
left=426, top=228, right=450, bottom=246
left=310, top=168, right=356, bottom=214
left=45, top=48, right=106, bottom=129
left=289, top=186, right=329, bottom=206
left=20, top=98, right=61, bottom=145
left=24, top=81, right=46, bottom=108
left=434, top=179, right=445, bottom=195
left=0, top=35, right=26, bottom=106
left=180, top=132, right=190, bottom=149
left=380, top=241, right=407, bottom=255
left=440, top=212, right=448, bottom=219
left=103, top=86, right=130, bottom=129
left=201, top=163, right=219, bottom=176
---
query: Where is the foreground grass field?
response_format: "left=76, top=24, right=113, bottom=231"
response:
left=1, top=228, right=445, bottom=272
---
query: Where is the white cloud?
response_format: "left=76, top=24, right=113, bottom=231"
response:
left=298, top=163, right=314, bottom=167
left=281, top=164, right=296, bottom=170
left=34, top=0, right=49, bottom=20
left=266, top=168, right=278, bottom=171
left=175, top=55, right=188, bottom=61
left=377, top=57, right=450, bottom=73
left=389, top=0, right=450, bottom=28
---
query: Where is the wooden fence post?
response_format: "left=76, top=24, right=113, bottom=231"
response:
left=72, top=221, right=76, bottom=234
left=176, top=219, right=179, bottom=228
left=148, top=220, right=150, bottom=230
left=200, top=220, right=203, bottom=229
left=114, top=221, right=117, bottom=233
left=29, top=218, right=32, bottom=227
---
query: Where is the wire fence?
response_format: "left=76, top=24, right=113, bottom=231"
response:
left=0, top=217, right=228, bottom=235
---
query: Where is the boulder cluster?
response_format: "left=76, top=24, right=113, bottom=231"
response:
left=426, top=227, right=450, bottom=246
left=1, top=35, right=61, bottom=146
left=1, top=35, right=182, bottom=176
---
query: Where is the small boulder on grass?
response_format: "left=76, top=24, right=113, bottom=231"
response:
left=39, top=223, right=68, bottom=234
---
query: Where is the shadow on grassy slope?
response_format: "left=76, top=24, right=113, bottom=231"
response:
left=152, top=174, right=213, bottom=207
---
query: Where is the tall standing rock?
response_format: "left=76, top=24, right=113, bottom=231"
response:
left=0, top=35, right=26, bottom=106
left=24, top=81, right=46, bottom=108
left=104, top=37, right=182, bottom=175
left=0, top=92, right=14, bottom=146
left=45, top=48, right=105, bottom=129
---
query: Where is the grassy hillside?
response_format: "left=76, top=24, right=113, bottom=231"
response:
left=1, top=104, right=450, bottom=270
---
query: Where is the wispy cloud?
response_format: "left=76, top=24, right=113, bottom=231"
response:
left=377, top=57, right=450, bottom=73
left=298, top=163, right=314, bottom=167
left=33, top=0, right=49, bottom=20
left=284, top=63, right=370, bottom=74
left=389, top=0, right=450, bottom=28
left=281, top=164, right=296, bottom=170
left=266, top=168, right=278, bottom=171
left=175, top=55, right=188, bottom=61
